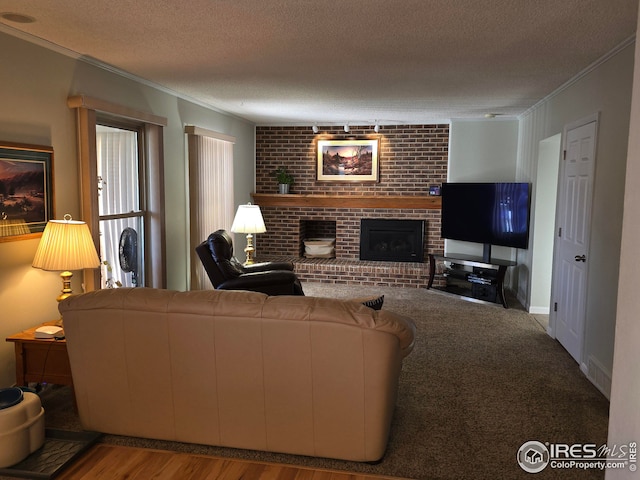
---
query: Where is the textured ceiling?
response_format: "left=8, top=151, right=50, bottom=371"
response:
left=0, top=0, right=637, bottom=125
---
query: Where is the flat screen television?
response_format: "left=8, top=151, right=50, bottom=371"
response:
left=441, top=182, right=531, bottom=261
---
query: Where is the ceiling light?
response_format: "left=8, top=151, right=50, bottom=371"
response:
left=1, top=12, right=36, bottom=23
left=344, top=124, right=350, bottom=133
left=312, top=125, right=319, bottom=134
left=374, top=124, right=380, bottom=133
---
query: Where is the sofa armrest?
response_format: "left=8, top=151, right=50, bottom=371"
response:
left=218, top=270, right=299, bottom=294
left=244, top=261, right=294, bottom=273
left=374, top=311, right=417, bottom=358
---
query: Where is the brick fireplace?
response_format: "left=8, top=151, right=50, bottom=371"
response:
left=253, top=125, right=448, bottom=287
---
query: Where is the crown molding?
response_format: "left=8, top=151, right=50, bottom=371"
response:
left=520, top=34, right=636, bottom=119
left=0, top=23, right=253, bottom=125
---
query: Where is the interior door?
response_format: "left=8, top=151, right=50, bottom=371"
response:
left=551, top=118, right=597, bottom=364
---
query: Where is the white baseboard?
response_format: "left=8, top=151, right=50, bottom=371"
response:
left=581, top=356, right=612, bottom=400
left=528, top=306, right=550, bottom=315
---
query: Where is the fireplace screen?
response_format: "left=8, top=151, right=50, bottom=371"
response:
left=359, top=219, right=425, bottom=262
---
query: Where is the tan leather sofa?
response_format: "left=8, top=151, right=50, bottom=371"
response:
left=59, top=288, right=416, bottom=462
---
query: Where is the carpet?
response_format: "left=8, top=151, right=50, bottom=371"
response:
left=37, top=283, right=610, bottom=480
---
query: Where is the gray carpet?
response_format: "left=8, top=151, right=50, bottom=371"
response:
left=39, top=283, right=609, bottom=479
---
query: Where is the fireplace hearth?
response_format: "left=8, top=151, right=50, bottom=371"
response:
left=359, top=219, right=425, bottom=263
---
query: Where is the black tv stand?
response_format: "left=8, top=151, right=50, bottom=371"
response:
left=427, top=253, right=516, bottom=308
left=482, top=243, right=492, bottom=263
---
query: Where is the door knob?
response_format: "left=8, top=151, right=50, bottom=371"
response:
left=574, top=255, right=586, bottom=262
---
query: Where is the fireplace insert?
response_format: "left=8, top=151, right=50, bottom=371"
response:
left=359, top=219, right=425, bottom=262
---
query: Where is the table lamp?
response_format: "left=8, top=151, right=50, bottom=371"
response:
left=32, top=214, right=101, bottom=303
left=230, top=203, right=266, bottom=265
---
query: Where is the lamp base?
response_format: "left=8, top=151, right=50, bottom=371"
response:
left=56, top=271, right=73, bottom=303
left=243, top=233, right=256, bottom=265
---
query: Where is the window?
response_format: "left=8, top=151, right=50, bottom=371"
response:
left=68, top=95, right=167, bottom=290
left=186, top=126, right=235, bottom=290
left=96, top=124, right=144, bottom=288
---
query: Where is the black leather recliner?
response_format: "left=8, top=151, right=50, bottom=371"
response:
left=195, top=229, right=304, bottom=295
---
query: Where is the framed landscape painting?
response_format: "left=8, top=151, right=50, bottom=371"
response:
left=317, top=139, right=379, bottom=182
left=0, top=142, right=54, bottom=242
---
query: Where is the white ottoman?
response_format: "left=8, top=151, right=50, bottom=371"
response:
left=0, top=388, right=45, bottom=468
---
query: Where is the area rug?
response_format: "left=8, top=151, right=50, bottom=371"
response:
left=38, top=283, right=610, bottom=480
left=0, top=429, right=100, bottom=480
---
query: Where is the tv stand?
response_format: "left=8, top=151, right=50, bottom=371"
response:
left=482, top=243, right=492, bottom=263
left=427, top=253, right=516, bottom=308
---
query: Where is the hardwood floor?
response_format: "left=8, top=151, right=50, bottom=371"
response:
left=57, top=445, right=412, bottom=480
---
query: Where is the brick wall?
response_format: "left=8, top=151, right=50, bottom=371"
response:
left=256, top=125, right=449, bottom=197
left=259, top=207, right=443, bottom=260
left=254, top=124, right=449, bottom=286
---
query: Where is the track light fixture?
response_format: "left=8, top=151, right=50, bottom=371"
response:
left=344, top=124, right=350, bottom=133
left=312, top=125, right=319, bottom=134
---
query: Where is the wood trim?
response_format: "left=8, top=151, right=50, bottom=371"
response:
left=0, top=141, right=54, bottom=154
left=185, top=125, right=236, bottom=143
left=67, top=95, right=168, bottom=126
left=76, top=107, right=100, bottom=292
left=251, top=193, right=442, bottom=209
left=145, top=123, right=167, bottom=289
left=69, top=100, right=167, bottom=290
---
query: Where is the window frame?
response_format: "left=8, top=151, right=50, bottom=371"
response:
left=96, top=121, right=145, bottom=288
left=68, top=95, right=167, bottom=291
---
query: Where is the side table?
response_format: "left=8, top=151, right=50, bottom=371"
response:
left=5, top=322, right=73, bottom=388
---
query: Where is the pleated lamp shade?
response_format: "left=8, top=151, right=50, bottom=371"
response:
left=230, top=204, right=266, bottom=234
left=33, top=216, right=100, bottom=271
left=32, top=215, right=100, bottom=303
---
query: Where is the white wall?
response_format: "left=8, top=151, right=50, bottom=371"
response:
left=0, top=31, right=255, bottom=388
left=529, top=134, right=561, bottom=313
left=446, top=119, right=520, bottom=262
left=448, top=119, right=519, bottom=182
left=518, top=41, right=634, bottom=389
left=607, top=10, right=640, bottom=478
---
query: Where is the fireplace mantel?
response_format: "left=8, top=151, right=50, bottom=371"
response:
left=251, top=194, right=442, bottom=210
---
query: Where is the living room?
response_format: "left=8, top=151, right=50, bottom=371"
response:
left=1, top=3, right=640, bottom=478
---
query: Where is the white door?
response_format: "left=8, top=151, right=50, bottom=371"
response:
left=551, top=118, right=597, bottom=364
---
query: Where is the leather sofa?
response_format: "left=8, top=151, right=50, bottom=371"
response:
left=59, top=288, right=416, bottom=462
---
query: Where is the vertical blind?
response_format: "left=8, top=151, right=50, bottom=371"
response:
left=96, top=129, right=142, bottom=288
left=188, top=131, right=235, bottom=290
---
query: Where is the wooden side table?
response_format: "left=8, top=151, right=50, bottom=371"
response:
left=5, top=322, right=73, bottom=388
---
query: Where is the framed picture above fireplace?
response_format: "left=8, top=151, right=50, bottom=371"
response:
left=317, top=139, right=379, bottom=182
